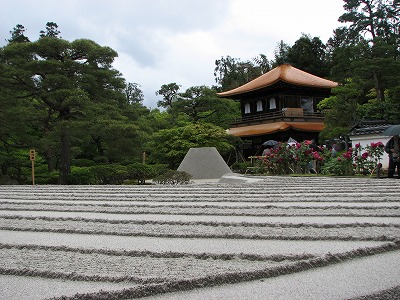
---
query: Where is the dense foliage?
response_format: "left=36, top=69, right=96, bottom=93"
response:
left=0, top=24, right=239, bottom=184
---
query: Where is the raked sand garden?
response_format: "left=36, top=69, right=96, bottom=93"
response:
left=0, top=176, right=399, bottom=299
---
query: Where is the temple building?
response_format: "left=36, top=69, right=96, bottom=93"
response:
left=217, top=64, right=338, bottom=156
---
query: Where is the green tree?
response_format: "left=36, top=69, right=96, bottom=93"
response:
left=0, top=86, right=43, bottom=182
left=322, top=0, right=400, bottom=139
left=339, top=0, right=399, bottom=44
left=39, top=22, right=61, bottom=38
left=214, top=56, right=263, bottom=91
left=156, top=83, right=181, bottom=109
left=146, top=123, right=235, bottom=169
left=317, top=81, right=360, bottom=141
left=252, top=54, right=271, bottom=74
left=7, top=24, right=30, bottom=43
left=286, top=34, right=330, bottom=77
left=335, top=0, right=400, bottom=102
left=172, top=86, right=240, bottom=128
left=0, top=26, right=126, bottom=184
left=124, top=82, right=144, bottom=105
left=272, top=40, right=290, bottom=66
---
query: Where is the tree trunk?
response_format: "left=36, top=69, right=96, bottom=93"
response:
left=373, top=71, right=385, bottom=102
left=59, top=128, right=71, bottom=185
left=93, top=136, right=105, bottom=156
left=45, top=148, right=55, bottom=172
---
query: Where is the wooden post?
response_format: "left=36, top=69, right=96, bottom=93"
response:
left=29, top=149, right=36, bottom=185
left=31, top=160, right=35, bottom=185
left=142, top=152, right=146, bottom=164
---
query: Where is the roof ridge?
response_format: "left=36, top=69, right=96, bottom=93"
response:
left=217, top=64, right=338, bottom=98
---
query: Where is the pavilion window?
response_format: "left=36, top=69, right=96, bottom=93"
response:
left=269, top=97, right=276, bottom=110
left=244, top=103, right=251, bottom=114
left=301, top=97, right=314, bottom=113
left=256, top=100, right=263, bottom=112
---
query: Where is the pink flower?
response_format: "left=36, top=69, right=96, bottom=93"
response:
left=312, top=152, right=322, bottom=160
left=337, top=157, right=342, bottom=162
left=343, top=152, right=352, bottom=159
left=372, top=142, right=384, bottom=148
left=355, top=143, right=361, bottom=148
left=362, top=152, right=369, bottom=159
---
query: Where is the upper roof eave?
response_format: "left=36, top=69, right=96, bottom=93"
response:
left=217, top=64, right=338, bottom=98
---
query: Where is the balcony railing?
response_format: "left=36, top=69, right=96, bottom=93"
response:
left=231, top=108, right=324, bottom=126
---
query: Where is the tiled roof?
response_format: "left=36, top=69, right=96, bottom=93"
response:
left=217, top=64, right=338, bottom=97
left=349, top=120, right=391, bottom=136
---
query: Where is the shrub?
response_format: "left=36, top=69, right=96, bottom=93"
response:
left=126, top=163, right=156, bottom=184
left=320, top=157, right=354, bottom=176
left=231, top=161, right=252, bottom=174
left=352, top=142, right=384, bottom=175
left=153, top=170, right=192, bottom=185
left=67, top=166, right=96, bottom=185
left=71, top=159, right=96, bottom=167
left=256, top=142, right=327, bottom=175
left=150, top=164, right=170, bottom=176
left=35, top=170, right=60, bottom=184
left=91, top=164, right=129, bottom=184
left=31, top=164, right=59, bottom=184
left=0, top=175, right=18, bottom=185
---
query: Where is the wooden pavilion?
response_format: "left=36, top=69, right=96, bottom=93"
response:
left=217, top=64, right=338, bottom=156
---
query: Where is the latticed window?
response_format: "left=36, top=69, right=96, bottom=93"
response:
left=256, top=100, right=263, bottom=112
left=269, top=97, right=276, bottom=110
left=244, top=103, right=251, bottom=114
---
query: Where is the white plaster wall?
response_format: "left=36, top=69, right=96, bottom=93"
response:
left=349, top=135, right=391, bottom=169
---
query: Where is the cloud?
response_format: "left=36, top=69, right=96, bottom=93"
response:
left=0, top=0, right=344, bottom=108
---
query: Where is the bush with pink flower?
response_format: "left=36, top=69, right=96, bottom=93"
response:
left=352, top=142, right=384, bottom=175
left=256, top=141, right=330, bottom=175
left=254, top=141, right=384, bottom=176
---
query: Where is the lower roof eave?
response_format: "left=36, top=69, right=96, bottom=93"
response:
left=227, top=121, right=325, bottom=137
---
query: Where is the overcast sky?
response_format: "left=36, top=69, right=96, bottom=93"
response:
left=1, top=0, right=345, bottom=108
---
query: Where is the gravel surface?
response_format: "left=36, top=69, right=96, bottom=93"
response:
left=2, top=210, right=400, bottom=224
left=0, top=176, right=399, bottom=300
left=0, top=230, right=387, bottom=256
left=144, top=251, right=400, bottom=300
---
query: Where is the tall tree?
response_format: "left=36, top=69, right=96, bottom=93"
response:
left=214, top=56, right=264, bottom=91
left=339, top=0, right=399, bottom=43
left=317, top=81, right=360, bottom=141
left=172, top=86, right=240, bottom=128
left=156, top=83, right=181, bottom=109
left=286, top=34, right=329, bottom=77
left=336, top=0, right=400, bottom=102
left=39, top=22, right=61, bottom=38
left=0, top=27, right=126, bottom=183
left=252, top=54, right=271, bottom=74
left=124, top=82, right=144, bottom=105
left=272, top=40, right=290, bottom=66
left=7, top=24, right=30, bottom=43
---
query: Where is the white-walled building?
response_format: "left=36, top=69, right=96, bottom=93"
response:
left=348, top=121, right=392, bottom=169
